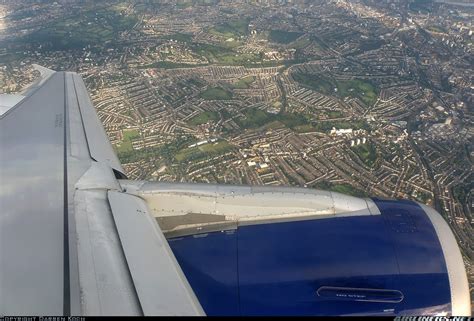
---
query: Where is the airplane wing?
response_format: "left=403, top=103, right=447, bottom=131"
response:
left=0, top=67, right=470, bottom=316
left=0, top=67, right=204, bottom=316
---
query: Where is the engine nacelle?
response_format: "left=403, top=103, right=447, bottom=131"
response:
left=165, top=198, right=470, bottom=316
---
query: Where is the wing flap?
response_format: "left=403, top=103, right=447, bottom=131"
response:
left=108, top=191, right=205, bottom=316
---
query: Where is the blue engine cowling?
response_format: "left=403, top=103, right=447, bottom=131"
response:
left=167, top=199, right=470, bottom=316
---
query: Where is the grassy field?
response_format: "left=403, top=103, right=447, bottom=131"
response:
left=293, top=73, right=334, bottom=94
left=123, top=129, right=140, bottom=140
left=269, top=30, right=303, bottom=44
left=236, top=108, right=271, bottom=129
left=327, top=110, right=344, bottom=118
left=352, top=143, right=377, bottom=167
left=116, top=129, right=140, bottom=153
left=330, top=184, right=369, bottom=198
left=231, top=76, right=256, bottom=89
left=313, top=181, right=368, bottom=198
left=263, top=121, right=286, bottom=130
left=293, top=73, right=378, bottom=106
left=276, top=112, right=309, bottom=129
left=175, top=2, right=193, bottom=9
left=175, top=140, right=233, bottom=162
left=294, top=124, right=317, bottom=133
left=211, top=18, right=250, bottom=38
left=338, top=79, right=378, bottom=106
left=116, top=135, right=196, bottom=164
left=200, top=87, right=233, bottom=100
left=292, top=37, right=312, bottom=49
left=187, top=111, right=220, bottom=125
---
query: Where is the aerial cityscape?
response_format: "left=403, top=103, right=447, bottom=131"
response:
left=0, top=0, right=472, bottom=307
